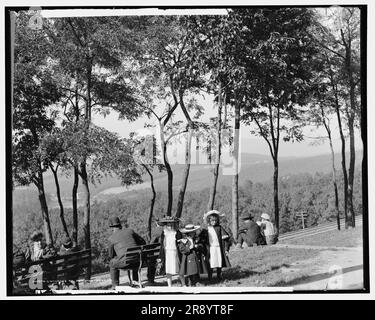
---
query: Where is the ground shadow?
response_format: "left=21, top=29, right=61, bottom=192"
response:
left=273, top=264, right=363, bottom=287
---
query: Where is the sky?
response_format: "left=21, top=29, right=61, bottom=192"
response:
left=92, top=96, right=363, bottom=160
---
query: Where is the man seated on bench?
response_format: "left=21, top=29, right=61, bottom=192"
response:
left=58, top=236, right=81, bottom=289
left=108, top=216, right=146, bottom=289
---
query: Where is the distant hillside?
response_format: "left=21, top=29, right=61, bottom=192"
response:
left=13, top=150, right=363, bottom=208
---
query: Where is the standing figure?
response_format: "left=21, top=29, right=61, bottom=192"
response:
left=260, top=213, right=278, bottom=245
left=108, top=216, right=146, bottom=289
left=156, top=216, right=185, bottom=287
left=178, top=224, right=205, bottom=287
left=200, top=210, right=231, bottom=281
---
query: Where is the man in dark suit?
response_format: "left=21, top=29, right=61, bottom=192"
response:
left=236, top=214, right=265, bottom=248
left=108, top=217, right=146, bottom=289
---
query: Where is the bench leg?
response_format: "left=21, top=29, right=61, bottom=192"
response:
left=138, top=268, right=143, bottom=288
left=127, top=270, right=133, bottom=286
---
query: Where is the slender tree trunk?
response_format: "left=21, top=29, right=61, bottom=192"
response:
left=79, top=161, right=91, bottom=279
left=328, top=133, right=341, bottom=230
left=273, top=157, right=279, bottom=231
left=343, top=36, right=356, bottom=228
left=144, top=165, right=156, bottom=243
left=35, top=169, right=53, bottom=247
left=320, top=104, right=341, bottom=231
left=347, top=117, right=356, bottom=227
left=207, top=82, right=223, bottom=211
left=51, top=166, right=70, bottom=240
left=159, top=121, right=173, bottom=216
left=72, top=164, right=79, bottom=246
left=80, top=59, right=93, bottom=279
left=335, top=104, right=349, bottom=228
left=176, top=126, right=193, bottom=218
left=232, top=101, right=240, bottom=240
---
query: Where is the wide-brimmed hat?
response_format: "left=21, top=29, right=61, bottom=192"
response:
left=241, top=213, right=254, bottom=221
left=156, top=215, right=180, bottom=225
left=260, top=213, right=270, bottom=220
left=109, top=216, right=122, bottom=228
left=203, top=210, right=225, bottom=222
left=30, top=231, right=43, bottom=242
left=179, top=224, right=201, bottom=233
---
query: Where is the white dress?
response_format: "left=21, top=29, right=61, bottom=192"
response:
left=263, top=221, right=275, bottom=236
left=208, top=226, right=222, bottom=268
left=163, top=229, right=179, bottom=275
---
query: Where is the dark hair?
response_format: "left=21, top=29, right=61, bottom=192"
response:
left=208, top=215, right=220, bottom=224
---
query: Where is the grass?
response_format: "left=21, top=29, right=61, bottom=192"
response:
left=80, top=245, right=322, bottom=290
left=279, top=227, right=363, bottom=248
left=80, top=227, right=363, bottom=290
left=208, top=246, right=321, bottom=287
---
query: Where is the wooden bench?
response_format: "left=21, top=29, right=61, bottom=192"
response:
left=119, top=243, right=161, bottom=288
left=13, top=249, right=91, bottom=291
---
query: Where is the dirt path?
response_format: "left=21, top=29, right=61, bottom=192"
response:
left=284, top=245, right=363, bottom=290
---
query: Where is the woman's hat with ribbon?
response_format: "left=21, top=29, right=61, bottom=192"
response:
left=156, top=215, right=180, bottom=225
left=203, top=210, right=225, bottom=222
left=179, top=224, right=201, bottom=233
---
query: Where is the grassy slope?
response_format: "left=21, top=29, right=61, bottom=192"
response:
left=82, top=225, right=363, bottom=289
left=279, top=227, right=363, bottom=248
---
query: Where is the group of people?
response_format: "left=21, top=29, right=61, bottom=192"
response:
left=108, top=210, right=231, bottom=289
left=235, top=212, right=278, bottom=248
left=14, top=210, right=278, bottom=290
left=13, top=231, right=81, bottom=290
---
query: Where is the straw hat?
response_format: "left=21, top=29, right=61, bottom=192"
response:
left=260, top=213, right=270, bottom=220
left=203, top=210, right=225, bottom=222
left=179, top=224, right=201, bottom=233
left=156, top=215, right=180, bottom=225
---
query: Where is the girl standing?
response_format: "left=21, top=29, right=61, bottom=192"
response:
left=178, top=224, right=205, bottom=287
left=156, top=216, right=185, bottom=287
left=200, top=210, right=231, bottom=281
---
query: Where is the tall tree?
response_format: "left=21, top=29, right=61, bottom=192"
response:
left=39, top=130, right=71, bottom=240
left=127, top=16, right=204, bottom=218
left=185, top=16, right=234, bottom=211
left=310, top=7, right=361, bottom=228
left=48, top=17, right=143, bottom=277
left=129, top=134, right=165, bottom=242
left=309, top=69, right=341, bottom=230
left=12, top=12, right=61, bottom=245
left=233, top=8, right=318, bottom=231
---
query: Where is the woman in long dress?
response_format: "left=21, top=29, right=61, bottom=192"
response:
left=156, top=216, right=185, bottom=287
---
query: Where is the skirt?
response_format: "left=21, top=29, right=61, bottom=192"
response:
left=209, top=246, right=222, bottom=268
left=165, top=249, right=179, bottom=275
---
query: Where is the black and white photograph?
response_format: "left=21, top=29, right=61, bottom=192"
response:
left=3, top=2, right=372, bottom=299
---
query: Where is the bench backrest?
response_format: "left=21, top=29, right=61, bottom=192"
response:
left=14, top=249, right=91, bottom=285
left=122, top=243, right=161, bottom=269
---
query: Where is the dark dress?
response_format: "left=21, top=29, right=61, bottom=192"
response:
left=199, top=225, right=231, bottom=269
left=178, top=237, right=207, bottom=277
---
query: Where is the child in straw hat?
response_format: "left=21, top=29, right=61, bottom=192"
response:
left=199, top=210, right=231, bottom=281
left=156, top=216, right=185, bottom=287
left=178, top=224, right=206, bottom=287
